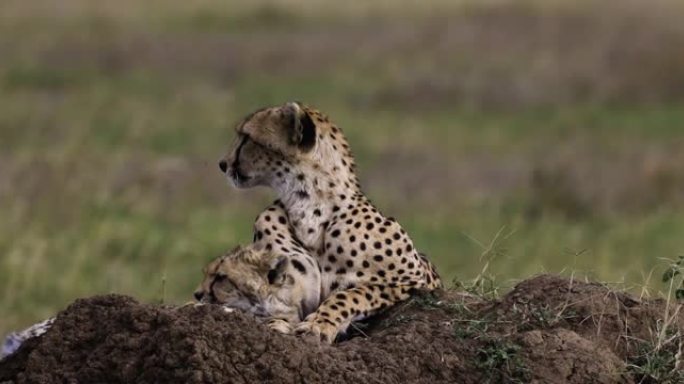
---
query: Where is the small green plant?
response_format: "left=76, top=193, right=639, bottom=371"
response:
left=627, top=257, right=684, bottom=383
left=530, top=304, right=579, bottom=328
left=159, top=272, right=167, bottom=305
left=662, top=256, right=684, bottom=301
left=476, top=339, right=530, bottom=384
left=453, top=319, right=490, bottom=339
left=527, top=304, right=555, bottom=328
left=628, top=326, right=683, bottom=384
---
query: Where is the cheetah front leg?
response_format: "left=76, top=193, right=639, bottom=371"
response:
left=294, top=284, right=413, bottom=343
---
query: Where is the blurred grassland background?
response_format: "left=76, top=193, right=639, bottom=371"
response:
left=1, top=0, right=684, bottom=334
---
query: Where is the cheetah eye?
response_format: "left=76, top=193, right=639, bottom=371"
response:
left=244, top=135, right=274, bottom=153
left=214, top=274, right=227, bottom=282
left=251, top=139, right=269, bottom=151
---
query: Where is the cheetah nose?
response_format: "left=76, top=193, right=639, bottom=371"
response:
left=194, top=291, right=204, bottom=301
left=218, top=160, right=228, bottom=173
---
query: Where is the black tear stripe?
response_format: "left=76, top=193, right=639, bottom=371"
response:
left=291, top=259, right=307, bottom=275
left=233, top=135, right=249, bottom=169
left=208, top=277, right=223, bottom=302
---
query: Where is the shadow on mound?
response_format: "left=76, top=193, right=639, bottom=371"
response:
left=1, top=275, right=682, bottom=384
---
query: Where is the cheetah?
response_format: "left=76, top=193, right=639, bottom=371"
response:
left=218, top=102, right=442, bottom=343
left=194, top=241, right=321, bottom=335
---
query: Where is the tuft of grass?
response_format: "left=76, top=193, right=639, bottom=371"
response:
left=626, top=259, right=684, bottom=383
left=476, top=339, right=530, bottom=384
left=453, top=319, right=491, bottom=340
left=451, top=226, right=514, bottom=299
left=628, top=326, right=683, bottom=384
left=662, top=256, right=684, bottom=302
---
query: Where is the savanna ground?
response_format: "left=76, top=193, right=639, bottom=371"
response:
left=2, top=275, right=683, bottom=383
left=1, top=0, right=684, bottom=354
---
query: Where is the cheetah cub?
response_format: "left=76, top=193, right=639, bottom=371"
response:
left=194, top=242, right=321, bottom=335
left=219, top=102, right=442, bottom=343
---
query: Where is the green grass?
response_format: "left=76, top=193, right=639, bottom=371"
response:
left=1, top=0, right=684, bottom=336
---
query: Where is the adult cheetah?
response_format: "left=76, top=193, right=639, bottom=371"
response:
left=219, top=102, right=442, bottom=343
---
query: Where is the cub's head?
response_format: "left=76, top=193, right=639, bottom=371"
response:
left=194, top=245, right=300, bottom=319
left=218, top=102, right=317, bottom=188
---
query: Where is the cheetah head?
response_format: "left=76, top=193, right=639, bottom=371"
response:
left=218, top=102, right=320, bottom=189
left=194, top=245, right=300, bottom=320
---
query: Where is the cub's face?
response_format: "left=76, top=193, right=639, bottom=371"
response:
left=194, top=247, right=299, bottom=320
left=219, top=102, right=317, bottom=189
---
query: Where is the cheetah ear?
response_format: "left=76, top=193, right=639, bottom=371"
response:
left=283, top=102, right=316, bottom=152
left=267, top=256, right=289, bottom=285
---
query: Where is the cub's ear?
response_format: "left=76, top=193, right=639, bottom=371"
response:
left=267, top=255, right=289, bottom=285
left=228, top=245, right=243, bottom=254
left=283, top=102, right=316, bottom=152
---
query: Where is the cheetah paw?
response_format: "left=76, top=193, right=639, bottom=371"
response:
left=294, top=318, right=338, bottom=344
left=267, top=319, right=294, bottom=335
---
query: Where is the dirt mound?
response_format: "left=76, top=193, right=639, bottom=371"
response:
left=1, top=275, right=682, bottom=384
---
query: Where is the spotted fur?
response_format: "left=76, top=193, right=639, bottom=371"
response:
left=219, top=102, right=442, bottom=342
left=194, top=214, right=321, bottom=335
